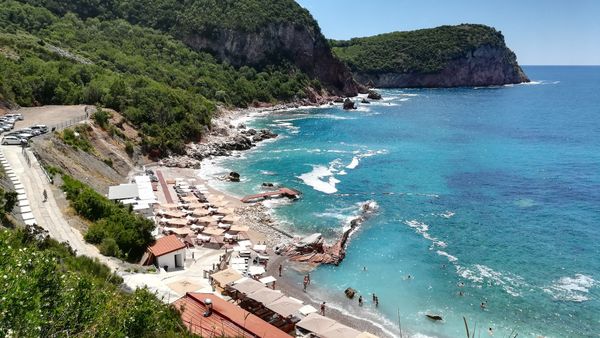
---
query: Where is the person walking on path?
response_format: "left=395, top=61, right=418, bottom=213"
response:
left=42, top=189, right=47, bottom=202
left=278, top=264, right=282, bottom=277
left=320, top=302, right=326, bottom=316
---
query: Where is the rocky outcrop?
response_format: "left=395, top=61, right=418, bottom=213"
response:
left=182, top=23, right=359, bottom=96
left=343, top=98, right=356, bottom=110
left=367, top=90, right=382, bottom=100
left=278, top=200, right=379, bottom=265
left=355, top=45, right=529, bottom=88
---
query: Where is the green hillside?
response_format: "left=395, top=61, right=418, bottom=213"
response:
left=0, top=226, right=191, bottom=337
left=19, top=0, right=318, bottom=34
left=331, top=24, right=506, bottom=74
left=0, top=0, right=314, bottom=156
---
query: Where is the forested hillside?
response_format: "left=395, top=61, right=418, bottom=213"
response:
left=16, top=0, right=360, bottom=96
left=0, top=0, right=318, bottom=156
left=332, top=24, right=529, bottom=87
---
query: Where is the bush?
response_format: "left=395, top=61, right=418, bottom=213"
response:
left=92, top=108, right=111, bottom=129
left=124, top=141, right=134, bottom=156
left=61, top=175, right=154, bottom=261
left=99, top=237, right=120, bottom=257
left=0, top=228, right=189, bottom=337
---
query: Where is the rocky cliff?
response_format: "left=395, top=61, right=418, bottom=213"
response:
left=333, top=24, right=529, bottom=88
left=181, top=23, right=360, bottom=96
left=355, top=45, right=529, bottom=88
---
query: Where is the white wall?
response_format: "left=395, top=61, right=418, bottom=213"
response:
left=156, top=248, right=186, bottom=271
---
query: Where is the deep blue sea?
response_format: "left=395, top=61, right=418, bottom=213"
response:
left=202, top=66, right=600, bottom=337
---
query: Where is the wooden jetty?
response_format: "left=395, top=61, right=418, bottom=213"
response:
left=241, top=188, right=301, bottom=203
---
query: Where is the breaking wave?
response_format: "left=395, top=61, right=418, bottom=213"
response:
left=543, top=274, right=597, bottom=302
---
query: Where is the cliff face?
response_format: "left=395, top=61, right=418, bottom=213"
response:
left=332, top=24, right=529, bottom=88
left=355, top=45, right=529, bottom=88
left=181, top=23, right=359, bottom=96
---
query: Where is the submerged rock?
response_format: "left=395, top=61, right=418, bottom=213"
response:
left=345, top=288, right=357, bottom=299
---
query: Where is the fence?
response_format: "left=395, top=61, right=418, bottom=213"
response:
left=50, top=113, right=88, bottom=132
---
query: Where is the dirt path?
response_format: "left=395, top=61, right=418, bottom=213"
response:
left=2, top=145, right=121, bottom=271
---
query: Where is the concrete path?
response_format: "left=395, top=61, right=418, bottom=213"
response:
left=2, top=145, right=121, bottom=271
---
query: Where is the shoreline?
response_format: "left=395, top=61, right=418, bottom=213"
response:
left=180, top=103, right=396, bottom=337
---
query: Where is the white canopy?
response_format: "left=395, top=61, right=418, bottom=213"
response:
left=259, top=276, right=277, bottom=284
left=248, top=266, right=266, bottom=276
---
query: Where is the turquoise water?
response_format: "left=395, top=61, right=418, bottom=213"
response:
left=203, top=66, right=600, bottom=337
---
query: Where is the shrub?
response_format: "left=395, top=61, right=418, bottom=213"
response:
left=124, top=141, right=134, bottom=156
left=92, top=108, right=111, bottom=129
left=99, top=237, right=120, bottom=257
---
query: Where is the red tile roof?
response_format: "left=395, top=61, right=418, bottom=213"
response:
left=148, top=235, right=186, bottom=257
left=174, top=293, right=289, bottom=338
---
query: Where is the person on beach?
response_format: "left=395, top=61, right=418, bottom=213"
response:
left=480, top=301, right=487, bottom=310
left=358, top=296, right=363, bottom=306
left=303, top=276, right=309, bottom=292
left=272, top=281, right=276, bottom=290
left=372, top=293, right=376, bottom=302
left=374, top=296, right=379, bottom=307
left=320, top=302, right=326, bottom=316
left=278, top=264, right=282, bottom=277
left=307, top=273, right=311, bottom=285
left=363, top=266, right=367, bottom=271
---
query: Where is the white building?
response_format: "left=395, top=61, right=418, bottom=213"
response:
left=146, top=235, right=186, bottom=271
left=107, top=175, right=157, bottom=217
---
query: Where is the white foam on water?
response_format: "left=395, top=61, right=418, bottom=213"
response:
left=436, top=250, right=457, bottom=262
left=440, top=211, right=455, bottom=219
left=543, top=274, right=597, bottom=302
left=346, top=157, right=360, bottom=169
left=297, top=159, right=344, bottom=194
left=403, top=219, right=449, bottom=253
left=456, top=264, right=526, bottom=297
left=298, top=165, right=338, bottom=194
left=399, top=98, right=410, bottom=101
left=344, top=149, right=387, bottom=170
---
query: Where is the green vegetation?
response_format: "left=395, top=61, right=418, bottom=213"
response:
left=19, top=0, right=318, bottom=34
left=0, top=1, right=314, bottom=156
left=61, top=175, right=154, bottom=261
left=0, top=187, right=18, bottom=217
left=0, top=227, right=191, bottom=337
left=331, top=24, right=507, bottom=74
left=60, top=124, right=94, bottom=152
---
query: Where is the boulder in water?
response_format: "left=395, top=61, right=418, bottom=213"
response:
left=343, top=98, right=356, bottom=110
left=345, top=287, right=357, bottom=299
left=367, top=90, right=382, bottom=100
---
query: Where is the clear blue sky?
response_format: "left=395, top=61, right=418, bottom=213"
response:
left=296, top=0, right=600, bottom=65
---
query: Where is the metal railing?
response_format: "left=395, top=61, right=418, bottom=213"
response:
left=49, top=113, right=88, bottom=132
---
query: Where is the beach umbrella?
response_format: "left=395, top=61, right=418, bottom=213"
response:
left=221, top=215, right=241, bottom=224
left=296, top=313, right=337, bottom=336
left=231, top=278, right=264, bottom=294
left=215, top=207, right=235, bottom=215
left=197, top=216, right=216, bottom=224
left=192, top=208, right=211, bottom=217
left=230, top=225, right=250, bottom=233
left=320, top=323, right=361, bottom=338
left=246, top=288, right=283, bottom=305
left=264, top=295, right=303, bottom=318
left=202, top=227, right=225, bottom=236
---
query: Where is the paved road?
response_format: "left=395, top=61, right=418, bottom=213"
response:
left=2, top=145, right=120, bottom=271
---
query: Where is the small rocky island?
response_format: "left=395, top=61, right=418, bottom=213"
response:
left=332, top=24, right=529, bottom=88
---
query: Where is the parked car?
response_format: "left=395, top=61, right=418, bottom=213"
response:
left=18, top=128, right=41, bottom=136
left=4, top=113, right=23, bottom=121
left=0, top=125, right=11, bottom=132
left=12, top=133, right=33, bottom=139
left=31, top=125, right=49, bottom=134
left=1, top=136, right=24, bottom=145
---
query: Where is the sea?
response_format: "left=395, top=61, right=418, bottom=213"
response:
left=200, top=66, right=600, bottom=337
